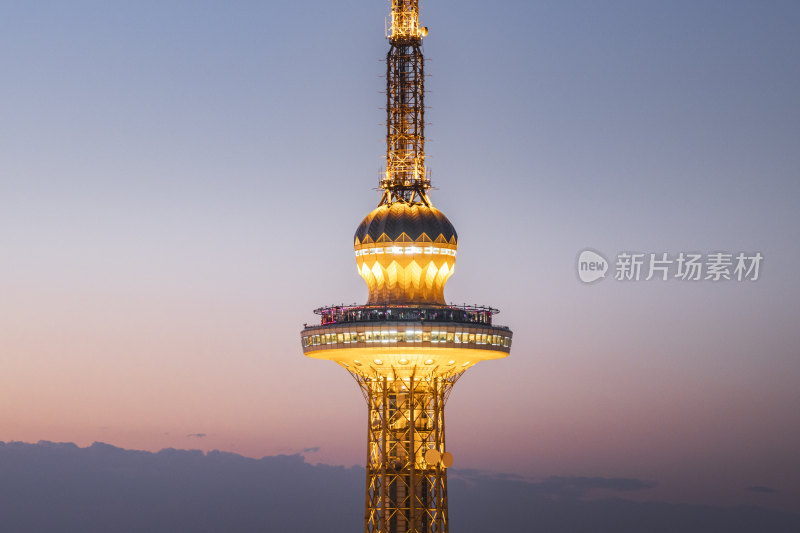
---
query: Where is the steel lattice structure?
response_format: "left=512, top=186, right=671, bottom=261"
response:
left=354, top=369, right=462, bottom=533
left=301, top=2, right=511, bottom=532
left=381, top=0, right=430, bottom=206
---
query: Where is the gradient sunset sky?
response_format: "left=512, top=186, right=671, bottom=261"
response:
left=2, top=0, right=798, bottom=513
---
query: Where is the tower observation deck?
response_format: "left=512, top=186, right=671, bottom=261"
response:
left=300, top=2, right=512, bottom=532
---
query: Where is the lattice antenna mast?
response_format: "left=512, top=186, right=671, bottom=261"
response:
left=380, top=0, right=431, bottom=207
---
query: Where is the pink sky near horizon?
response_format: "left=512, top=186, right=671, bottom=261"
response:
left=3, top=261, right=798, bottom=509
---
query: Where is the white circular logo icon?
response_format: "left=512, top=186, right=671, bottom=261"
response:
left=577, top=250, right=608, bottom=283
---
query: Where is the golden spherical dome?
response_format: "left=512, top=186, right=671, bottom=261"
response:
left=354, top=203, right=458, bottom=305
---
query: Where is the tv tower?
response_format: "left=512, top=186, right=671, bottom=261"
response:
left=300, top=1, right=512, bottom=532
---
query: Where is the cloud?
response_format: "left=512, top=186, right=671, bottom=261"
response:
left=186, top=433, right=207, bottom=439
left=535, top=476, right=657, bottom=497
left=302, top=447, right=321, bottom=454
left=1, top=441, right=798, bottom=533
left=746, top=485, right=778, bottom=494
left=450, top=470, right=656, bottom=498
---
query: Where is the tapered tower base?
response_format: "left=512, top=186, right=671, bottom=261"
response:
left=356, top=371, right=460, bottom=533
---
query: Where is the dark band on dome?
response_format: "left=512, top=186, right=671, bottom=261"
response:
left=354, top=203, right=457, bottom=243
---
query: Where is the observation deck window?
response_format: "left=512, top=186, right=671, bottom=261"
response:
left=301, top=331, right=512, bottom=350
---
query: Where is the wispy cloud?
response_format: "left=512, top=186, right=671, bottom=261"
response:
left=450, top=470, right=656, bottom=498
left=746, top=485, right=777, bottom=494
left=540, top=476, right=656, bottom=493
left=186, top=433, right=207, bottom=439
left=302, top=447, right=321, bottom=454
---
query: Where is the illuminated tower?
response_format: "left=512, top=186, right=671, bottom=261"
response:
left=300, top=1, right=511, bottom=532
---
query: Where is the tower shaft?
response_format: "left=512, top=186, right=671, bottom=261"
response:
left=381, top=0, right=429, bottom=205
left=357, top=372, right=460, bottom=533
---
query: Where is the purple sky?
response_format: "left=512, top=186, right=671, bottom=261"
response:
left=1, top=0, right=799, bottom=512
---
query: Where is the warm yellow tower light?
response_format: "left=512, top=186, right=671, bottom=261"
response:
left=300, top=1, right=511, bottom=532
